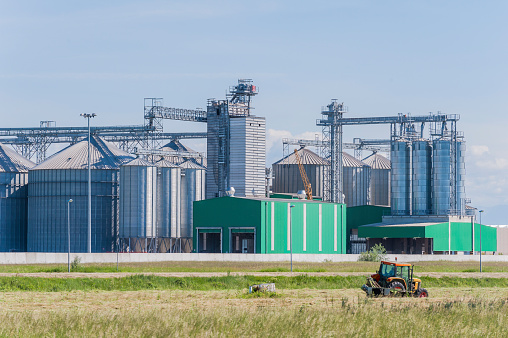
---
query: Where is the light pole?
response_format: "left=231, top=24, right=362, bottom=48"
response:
left=290, top=205, right=295, bottom=272
left=67, top=199, right=73, bottom=272
left=479, top=210, right=484, bottom=273
left=80, top=113, right=96, bottom=253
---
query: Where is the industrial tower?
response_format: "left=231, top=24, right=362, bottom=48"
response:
left=206, top=79, right=266, bottom=198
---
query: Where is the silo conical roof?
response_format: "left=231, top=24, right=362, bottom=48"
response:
left=180, top=160, right=205, bottom=169
left=161, top=140, right=195, bottom=153
left=342, top=152, right=368, bottom=167
left=155, top=159, right=180, bottom=168
left=32, top=136, right=134, bottom=170
left=122, top=157, right=154, bottom=167
left=0, top=143, right=35, bottom=173
left=362, top=153, right=391, bottom=169
left=273, top=147, right=328, bottom=165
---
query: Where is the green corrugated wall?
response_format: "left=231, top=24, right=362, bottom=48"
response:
left=193, top=196, right=346, bottom=254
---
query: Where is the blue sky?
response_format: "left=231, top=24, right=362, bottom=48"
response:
left=1, top=1, right=507, bottom=223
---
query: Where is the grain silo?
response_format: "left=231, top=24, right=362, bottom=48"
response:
left=180, top=160, right=205, bottom=238
left=432, top=139, right=466, bottom=215
left=161, top=140, right=206, bottom=166
left=271, top=147, right=327, bottom=198
left=0, top=143, right=35, bottom=252
left=342, top=152, right=370, bottom=207
left=412, top=140, right=432, bottom=215
left=119, top=157, right=158, bottom=252
left=390, top=140, right=410, bottom=215
left=362, top=152, right=391, bottom=206
left=155, top=159, right=181, bottom=248
left=27, top=136, right=134, bottom=252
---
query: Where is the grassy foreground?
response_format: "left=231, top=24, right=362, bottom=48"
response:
left=1, top=275, right=508, bottom=292
left=0, top=289, right=507, bottom=337
left=0, top=260, right=506, bottom=273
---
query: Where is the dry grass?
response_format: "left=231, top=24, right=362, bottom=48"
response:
left=0, top=288, right=507, bottom=336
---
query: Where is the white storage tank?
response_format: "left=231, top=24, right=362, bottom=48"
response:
left=362, top=152, right=391, bottom=206
left=155, top=159, right=181, bottom=238
left=342, top=152, right=370, bottom=207
left=180, top=160, right=205, bottom=238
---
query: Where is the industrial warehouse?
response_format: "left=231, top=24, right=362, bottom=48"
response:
left=0, top=79, right=505, bottom=256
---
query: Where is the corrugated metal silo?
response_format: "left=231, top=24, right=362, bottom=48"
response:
left=391, top=140, right=410, bottom=215
left=180, top=160, right=205, bottom=238
left=155, top=159, right=181, bottom=238
left=119, top=158, right=158, bottom=249
left=362, top=152, right=391, bottom=206
left=342, top=152, right=370, bottom=207
left=27, top=136, right=134, bottom=252
left=0, top=143, right=35, bottom=252
left=271, top=148, right=327, bottom=198
left=432, top=139, right=452, bottom=215
left=456, top=141, right=466, bottom=214
left=412, top=140, right=432, bottom=215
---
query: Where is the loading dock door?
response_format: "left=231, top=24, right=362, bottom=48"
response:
left=197, top=230, right=222, bottom=253
left=231, top=231, right=255, bottom=253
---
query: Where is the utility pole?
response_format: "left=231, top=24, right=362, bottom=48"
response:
left=80, top=113, right=96, bottom=253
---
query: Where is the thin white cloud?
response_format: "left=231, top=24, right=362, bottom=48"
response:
left=475, top=158, right=508, bottom=170
left=470, top=145, right=489, bottom=156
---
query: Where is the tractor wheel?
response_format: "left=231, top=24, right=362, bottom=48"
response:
left=417, top=288, right=429, bottom=298
left=389, top=281, right=405, bottom=296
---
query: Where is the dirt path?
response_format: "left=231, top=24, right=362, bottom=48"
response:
left=0, top=271, right=507, bottom=278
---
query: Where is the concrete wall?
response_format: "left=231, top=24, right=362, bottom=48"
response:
left=497, top=227, right=508, bottom=255
left=1, top=252, right=508, bottom=264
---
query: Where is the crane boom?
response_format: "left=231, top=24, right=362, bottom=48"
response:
left=294, top=149, right=313, bottom=200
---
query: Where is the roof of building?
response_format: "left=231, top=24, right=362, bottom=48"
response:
left=362, top=152, right=391, bottom=169
left=180, top=160, right=205, bottom=169
left=0, top=143, right=35, bottom=173
left=161, top=140, right=195, bottom=153
left=273, top=147, right=328, bottom=166
left=32, top=136, right=134, bottom=170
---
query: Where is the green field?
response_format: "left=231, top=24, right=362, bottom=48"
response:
left=0, top=260, right=504, bottom=273
left=0, top=261, right=506, bottom=336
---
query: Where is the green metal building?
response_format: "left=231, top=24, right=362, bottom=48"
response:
left=193, top=196, right=346, bottom=254
left=358, top=217, right=497, bottom=254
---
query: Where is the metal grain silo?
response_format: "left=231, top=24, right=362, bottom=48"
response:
left=432, top=139, right=452, bottom=215
left=391, top=140, right=410, bottom=215
left=362, top=152, right=391, bottom=206
left=155, top=159, right=181, bottom=239
left=27, top=136, right=134, bottom=252
left=342, top=152, right=370, bottom=207
left=161, top=140, right=197, bottom=165
left=119, top=158, right=158, bottom=252
left=271, top=148, right=327, bottom=198
left=412, top=140, right=432, bottom=215
left=0, top=143, right=35, bottom=252
left=180, top=160, right=205, bottom=238
left=456, top=140, right=466, bottom=215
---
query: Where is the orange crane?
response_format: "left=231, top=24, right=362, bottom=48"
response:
left=294, top=148, right=313, bottom=200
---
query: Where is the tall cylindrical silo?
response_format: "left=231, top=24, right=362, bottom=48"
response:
left=180, top=160, right=205, bottom=238
left=342, top=152, right=370, bottom=207
left=119, top=158, right=158, bottom=252
left=362, top=152, right=391, bottom=206
left=456, top=140, right=466, bottom=215
left=432, top=139, right=452, bottom=215
left=412, top=140, right=432, bottom=215
left=271, top=148, right=326, bottom=198
left=27, top=136, right=134, bottom=253
left=0, top=143, right=35, bottom=252
left=155, top=159, right=181, bottom=238
left=391, top=140, right=410, bottom=215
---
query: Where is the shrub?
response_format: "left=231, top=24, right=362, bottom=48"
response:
left=71, top=257, right=81, bottom=272
left=358, top=244, right=387, bottom=262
